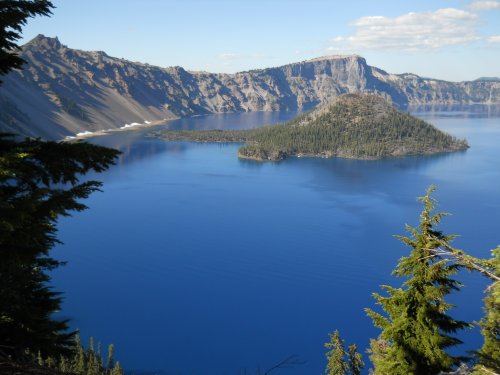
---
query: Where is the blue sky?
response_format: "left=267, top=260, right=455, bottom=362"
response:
left=20, top=0, right=500, bottom=81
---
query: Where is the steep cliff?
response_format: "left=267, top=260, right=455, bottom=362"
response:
left=1, top=35, right=499, bottom=139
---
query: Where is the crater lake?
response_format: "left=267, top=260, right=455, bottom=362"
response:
left=53, top=107, right=500, bottom=375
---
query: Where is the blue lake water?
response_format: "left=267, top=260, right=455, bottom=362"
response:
left=53, top=108, right=500, bottom=375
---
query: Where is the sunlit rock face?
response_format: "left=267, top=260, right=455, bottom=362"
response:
left=1, top=35, right=499, bottom=139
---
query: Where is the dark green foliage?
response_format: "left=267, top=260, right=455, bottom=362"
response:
left=35, top=335, right=124, bottom=375
left=366, top=186, right=471, bottom=375
left=153, top=94, right=468, bottom=161
left=325, top=330, right=348, bottom=375
left=0, top=134, right=120, bottom=358
left=56, top=94, right=90, bottom=121
left=472, top=246, right=500, bottom=374
left=237, top=143, right=287, bottom=161
left=324, top=330, right=364, bottom=375
left=0, top=1, right=121, bottom=360
left=347, top=344, right=364, bottom=375
left=366, top=338, right=390, bottom=373
left=150, top=128, right=250, bottom=143
left=0, top=0, right=53, bottom=80
left=106, top=344, right=114, bottom=369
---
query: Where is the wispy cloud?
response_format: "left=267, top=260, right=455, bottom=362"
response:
left=487, top=35, right=500, bottom=43
left=467, top=0, right=500, bottom=10
left=330, top=8, right=481, bottom=52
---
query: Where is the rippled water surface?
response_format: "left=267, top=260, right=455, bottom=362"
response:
left=53, top=108, right=500, bottom=375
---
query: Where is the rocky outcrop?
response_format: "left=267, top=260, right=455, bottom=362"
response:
left=1, top=35, right=499, bottom=139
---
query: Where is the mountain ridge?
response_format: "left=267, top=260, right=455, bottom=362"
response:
left=1, top=35, right=499, bottom=139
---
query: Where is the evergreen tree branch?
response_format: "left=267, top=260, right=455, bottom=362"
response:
left=423, top=247, right=500, bottom=285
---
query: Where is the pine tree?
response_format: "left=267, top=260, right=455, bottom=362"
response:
left=46, top=355, right=55, bottom=368
left=73, top=334, right=86, bottom=374
left=325, top=330, right=348, bottom=375
left=366, top=186, right=471, bottom=375
left=89, top=337, right=95, bottom=353
left=367, top=337, right=390, bottom=372
left=33, top=335, right=124, bottom=374
left=347, top=344, right=364, bottom=375
left=59, top=355, right=68, bottom=373
left=0, top=0, right=53, bottom=80
left=112, top=360, right=124, bottom=375
left=107, top=343, right=115, bottom=369
left=0, top=1, right=120, bottom=358
left=97, top=341, right=103, bottom=368
left=0, top=0, right=122, bottom=368
left=0, top=135, right=119, bottom=358
left=37, top=350, right=44, bottom=366
left=473, top=246, right=500, bottom=374
left=324, top=330, right=364, bottom=375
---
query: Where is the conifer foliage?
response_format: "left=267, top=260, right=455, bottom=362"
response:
left=324, top=330, right=364, bottom=375
left=366, top=186, right=471, bottom=375
left=0, top=135, right=119, bottom=357
left=35, top=335, right=124, bottom=375
left=346, top=344, right=363, bottom=375
left=473, top=246, right=500, bottom=374
left=0, top=0, right=53, bottom=79
left=0, top=0, right=120, bottom=360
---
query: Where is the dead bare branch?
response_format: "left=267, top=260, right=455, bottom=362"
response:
left=263, top=354, right=306, bottom=375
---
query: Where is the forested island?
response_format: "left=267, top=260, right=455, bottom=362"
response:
left=150, top=94, right=469, bottom=161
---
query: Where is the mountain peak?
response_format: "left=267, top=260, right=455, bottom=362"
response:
left=25, top=34, right=63, bottom=50
left=2, top=35, right=499, bottom=140
left=475, top=77, right=500, bottom=82
left=306, top=54, right=365, bottom=63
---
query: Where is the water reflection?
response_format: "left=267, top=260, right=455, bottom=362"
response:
left=89, top=135, right=188, bottom=166
left=282, top=151, right=465, bottom=200
left=90, top=105, right=500, bottom=165
left=408, top=104, right=500, bottom=119
left=86, top=111, right=301, bottom=165
left=83, top=106, right=500, bottom=166
left=163, top=110, right=301, bottom=131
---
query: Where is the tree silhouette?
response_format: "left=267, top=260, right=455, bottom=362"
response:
left=0, top=0, right=120, bottom=359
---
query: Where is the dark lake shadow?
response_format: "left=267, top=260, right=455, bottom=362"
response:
left=280, top=150, right=469, bottom=209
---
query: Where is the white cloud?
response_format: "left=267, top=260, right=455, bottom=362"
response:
left=467, top=0, right=500, bottom=10
left=330, top=8, right=481, bottom=52
left=487, top=35, right=500, bottom=43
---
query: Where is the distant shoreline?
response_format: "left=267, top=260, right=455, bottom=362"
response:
left=61, top=118, right=174, bottom=142
left=149, top=94, right=470, bottom=162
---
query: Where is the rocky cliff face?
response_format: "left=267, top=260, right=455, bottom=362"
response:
left=1, top=35, right=499, bottom=139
